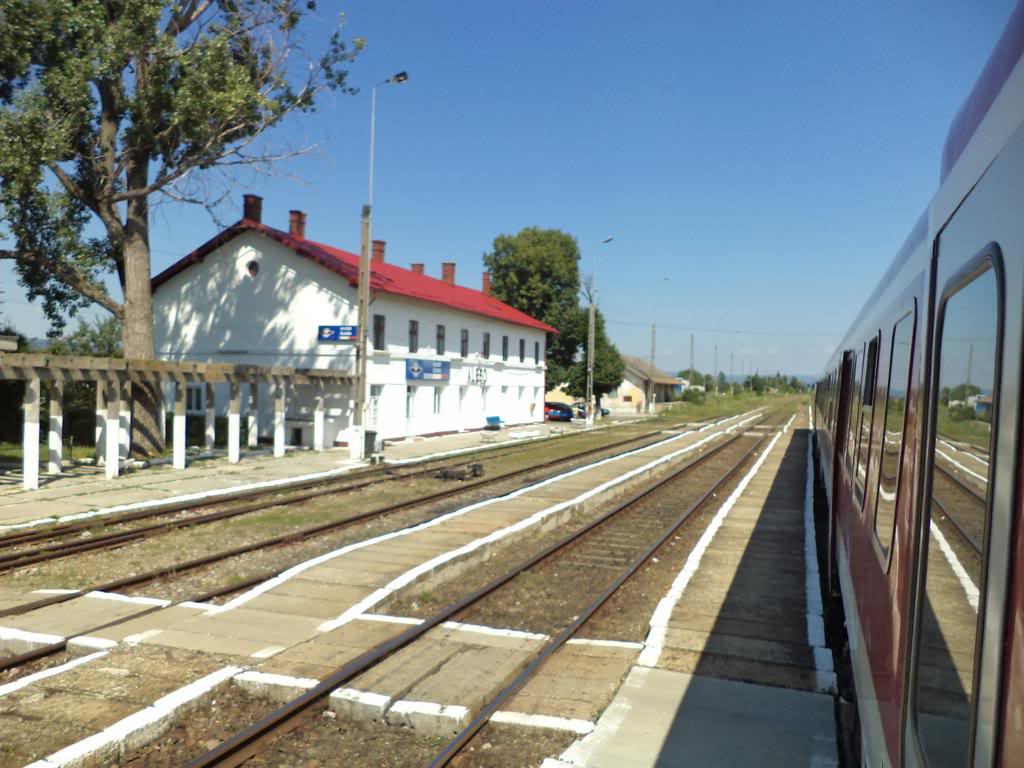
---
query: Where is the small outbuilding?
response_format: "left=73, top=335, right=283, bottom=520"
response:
left=151, top=195, right=555, bottom=447
left=603, top=355, right=678, bottom=414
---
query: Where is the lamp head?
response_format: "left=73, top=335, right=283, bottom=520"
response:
left=390, top=71, right=409, bottom=84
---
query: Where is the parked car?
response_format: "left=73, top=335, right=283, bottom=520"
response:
left=572, top=401, right=610, bottom=418
left=544, top=401, right=574, bottom=422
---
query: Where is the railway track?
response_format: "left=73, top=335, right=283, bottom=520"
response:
left=0, top=421, right=688, bottom=565
left=0, top=411, right=764, bottom=677
left=0, top=419, right=711, bottom=574
left=932, top=461, right=986, bottom=557
left=180, top=413, right=784, bottom=767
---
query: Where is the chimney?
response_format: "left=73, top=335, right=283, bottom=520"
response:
left=372, top=240, right=386, bottom=263
left=411, top=263, right=424, bottom=274
left=482, top=271, right=492, bottom=296
left=288, top=210, right=306, bottom=239
left=442, top=262, right=456, bottom=286
left=242, top=194, right=262, bottom=223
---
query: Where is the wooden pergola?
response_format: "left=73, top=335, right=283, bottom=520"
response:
left=1, top=353, right=354, bottom=490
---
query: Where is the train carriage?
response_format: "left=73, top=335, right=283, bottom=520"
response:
left=814, top=3, right=1024, bottom=765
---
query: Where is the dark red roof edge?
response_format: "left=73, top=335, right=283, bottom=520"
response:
left=941, top=0, right=1024, bottom=182
left=150, top=220, right=558, bottom=334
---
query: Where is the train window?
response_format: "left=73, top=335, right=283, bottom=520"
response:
left=874, top=311, right=914, bottom=561
left=853, top=334, right=880, bottom=510
left=913, top=265, right=999, bottom=767
left=845, top=349, right=863, bottom=473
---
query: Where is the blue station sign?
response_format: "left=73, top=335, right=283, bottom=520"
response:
left=318, top=325, right=357, bottom=342
left=406, top=358, right=451, bottom=382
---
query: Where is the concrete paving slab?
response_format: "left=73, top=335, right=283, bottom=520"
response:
left=1, top=594, right=159, bottom=637
left=560, top=667, right=836, bottom=767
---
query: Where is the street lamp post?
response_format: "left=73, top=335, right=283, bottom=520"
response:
left=585, top=236, right=614, bottom=427
left=353, top=71, right=408, bottom=460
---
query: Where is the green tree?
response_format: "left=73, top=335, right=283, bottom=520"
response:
left=0, top=1, right=360, bottom=453
left=484, top=227, right=585, bottom=386
left=562, top=310, right=624, bottom=400
left=49, top=317, right=123, bottom=357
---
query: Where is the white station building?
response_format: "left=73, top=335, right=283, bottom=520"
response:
left=151, top=195, right=554, bottom=447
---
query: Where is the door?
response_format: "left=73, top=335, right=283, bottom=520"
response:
left=904, top=125, right=1024, bottom=767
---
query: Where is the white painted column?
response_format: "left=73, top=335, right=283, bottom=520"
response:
left=22, top=377, right=41, bottom=490
left=228, top=381, right=241, bottom=464
left=204, top=381, right=215, bottom=452
left=94, top=384, right=105, bottom=460
left=118, top=380, right=131, bottom=460
left=158, top=382, right=167, bottom=444
left=273, top=379, right=286, bottom=458
left=104, top=380, right=120, bottom=480
left=48, top=380, right=64, bottom=475
left=313, top=381, right=325, bottom=452
left=247, top=382, right=259, bottom=448
left=173, top=380, right=187, bottom=470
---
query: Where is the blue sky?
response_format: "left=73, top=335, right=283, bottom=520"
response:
left=0, top=1, right=1017, bottom=376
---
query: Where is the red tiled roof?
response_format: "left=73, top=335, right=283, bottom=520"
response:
left=151, top=219, right=558, bottom=334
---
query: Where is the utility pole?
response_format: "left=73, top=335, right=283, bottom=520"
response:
left=585, top=236, right=614, bottom=427
left=714, top=345, right=719, bottom=399
left=689, top=333, right=695, bottom=378
left=353, top=205, right=372, bottom=459
left=586, top=298, right=596, bottom=423
left=649, top=324, right=657, bottom=414
left=730, top=352, right=734, bottom=378
left=353, top=72, right=408, bottom=460
left=966, top=343, right=974, bottom=387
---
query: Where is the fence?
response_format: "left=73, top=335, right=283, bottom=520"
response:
left=1, top=353, right=354, bottom=491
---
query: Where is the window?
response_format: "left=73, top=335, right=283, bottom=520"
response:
left=483, top=332, right=491, bottom=358
left=406, top=385, right=414, bottom=420
left=535, top=341, right=540, bottom=363
left=460, top=329, right=469, bottom=358
left=519, top=338, right=525, bottom=363
left=502, top=335, right=509, bottom=361
left=373, top=314, right=386, bottom=351
left=845, top=350, right=862, bottom=473
left=913, top=264, right=999, bottom=767
left=409, top=320, right=419, bottom=353
left=436, top=324, right=445, bottom=355
left=433, top=387, right=442, bottom=414
left=854, top=334, right=880, bottom=510
left=186, top=384, right=203, bottom=413
left=874, top=311, right=915, bottom=560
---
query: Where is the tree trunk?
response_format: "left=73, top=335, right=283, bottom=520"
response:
left=122, top=155, right=165, bottom=457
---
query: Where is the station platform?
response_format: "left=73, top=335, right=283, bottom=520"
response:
left=0, top=420, right=627, bottom=530
left=546, top=412, right=840, bottom=767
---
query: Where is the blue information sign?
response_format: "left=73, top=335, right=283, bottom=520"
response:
left=318, top=325, right=357, bottom=342
left=406, top=358, right=451, bottom=382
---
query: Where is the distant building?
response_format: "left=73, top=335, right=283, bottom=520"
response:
left=151, top=195, right=554, bottom=446
left=976, top=394, right=993, bottom=416
left=603, top=355, right=678, bottom=413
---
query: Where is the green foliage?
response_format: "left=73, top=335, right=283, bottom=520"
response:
left=484, top=227, right=585, bottom=386
left=49, top=316, right=123, bottom=357
left=0, top=0, right=359, bottom=335
left=683, top=388, right=705, bottom=404
left=562, top=310, right=625, bottom=399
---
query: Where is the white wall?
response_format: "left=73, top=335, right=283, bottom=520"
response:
left=153, top=230, right=547, bottom=444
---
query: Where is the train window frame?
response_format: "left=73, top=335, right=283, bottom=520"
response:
left=908, top=245, right=1005, bottom=768
left=871, top=305, right=917, bottom=571
left=853, top=332, right=882, bottom=514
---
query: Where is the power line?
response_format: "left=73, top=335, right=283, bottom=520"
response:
left=605, top=319, right=842, bottom=337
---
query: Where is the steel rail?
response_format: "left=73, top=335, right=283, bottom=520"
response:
left=931, top=495, right=983, bottom=557
left=183, top=424, right=768, bottom=768
left=0, top=418, right=696, bottom=553
left=934, top=461, right=987, bottom=502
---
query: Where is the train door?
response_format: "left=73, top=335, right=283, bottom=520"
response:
left=904, top=127, right=1024, bottom=766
